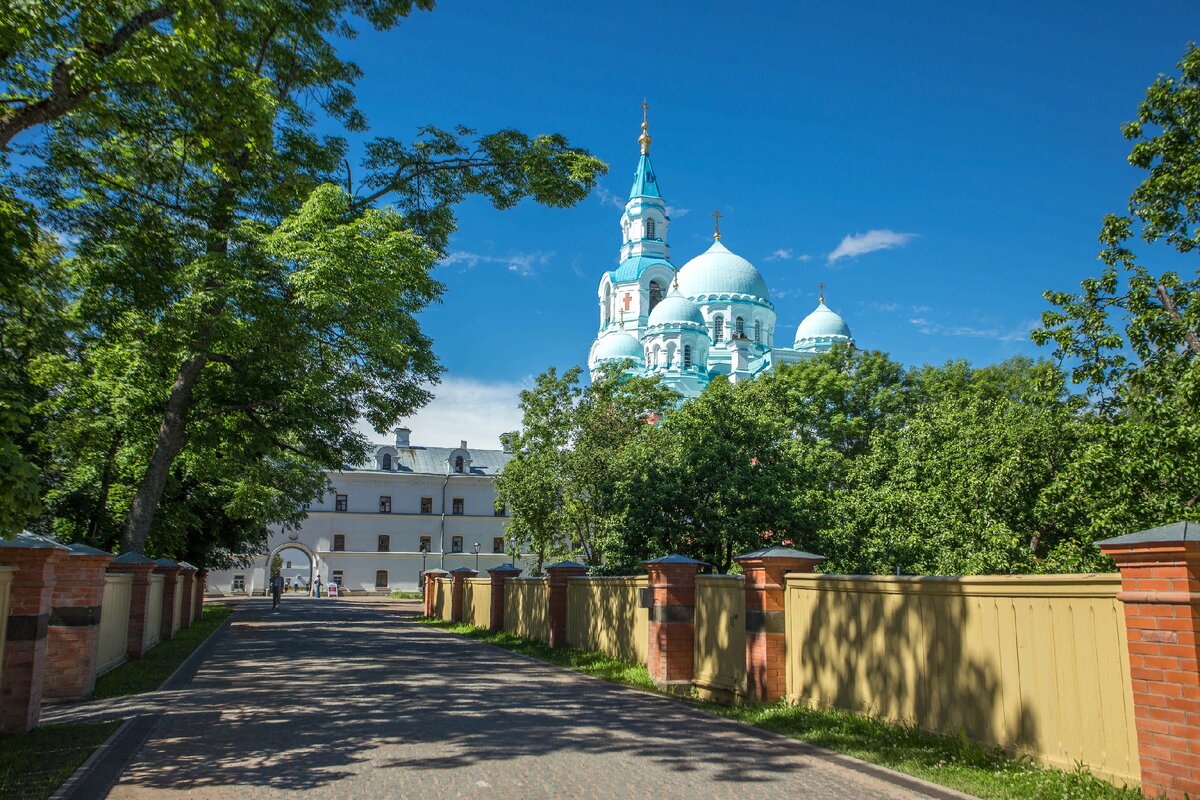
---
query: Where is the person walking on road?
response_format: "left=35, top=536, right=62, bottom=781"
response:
left=270, top=571, right=285, bottom=610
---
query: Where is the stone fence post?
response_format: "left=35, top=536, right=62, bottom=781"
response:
left=546, top=561, right=589, bottom=647
left=422, top=569, right=449, bottom=617
left=107, top=552, right=157, bottom=660
left=0, top=532, right=70, bottom=733
left=45, top=543, right=114, bottom=701
left=643, top=554, right=707, bottom=694
left=449, top=567, right=477, bottom=623
left=487, top=564, right=522, bottom=632
left=178, top=562, right=198, bottom=630
left=1099, top=521, right=1200, bottom=800
left=734, top=545, right=825, bottom=704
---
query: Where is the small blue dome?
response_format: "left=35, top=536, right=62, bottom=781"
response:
left=677, top=241, right=770, bottom=302
left=593, top=330, right=645, bottom=363
left=647, top=292, right=706, bottom=328
left=794, top=302, right=852, bottom=350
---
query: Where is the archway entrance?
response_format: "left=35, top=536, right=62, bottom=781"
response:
left=266, top=542, right=318, bottom=596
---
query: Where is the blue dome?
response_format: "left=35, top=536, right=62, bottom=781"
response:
left=677, top=241, right=770, bottom=302
left=593, top=330, right=645, bottom=363
left=794, top=302, right=852, bottom=350
left=647, top=292, right=706, bottom=328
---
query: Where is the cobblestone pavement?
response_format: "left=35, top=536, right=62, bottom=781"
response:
left=53, top=598, right=972, bottom=799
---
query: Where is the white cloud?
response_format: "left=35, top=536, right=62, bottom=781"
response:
left=665, top=206, right=689, bottom=218
left=765, top=249, right=814, bottom=263
left=441, top=250, right=553, bottom=278
left=828, top=229, right=917, bottom=263
left=909, top=317, right=1035, bottom=344
left=594, top=185, right=625, bottom=210
left=356, top=375, right=526, bottom=451
left=866, top=301, right=900, bottom=313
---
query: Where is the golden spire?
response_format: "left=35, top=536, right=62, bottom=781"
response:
left=712, top=209, right=721, bottom=241
left=672, top=267, right=679, bottom=289
left=818, top=281, right=825, bottom=304
left=619, top=307, right=625, bottom=328
left=639, top=99, right=652, bottom=155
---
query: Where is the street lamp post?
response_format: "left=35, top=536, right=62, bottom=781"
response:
left=473, top=541, right=480, bottom=572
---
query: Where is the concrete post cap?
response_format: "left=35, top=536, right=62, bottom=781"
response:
left=111, top=552, right=156, bottom=565
left=546, top=560, right=589, bottom=571
left=1097, top=520, right=1197, bottom=548
left=642, top=554, right=709, bottom=567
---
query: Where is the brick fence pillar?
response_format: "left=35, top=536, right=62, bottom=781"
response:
left=44, top=543, right=114, bottom=701
left=449, top=567, right=478, bottom=623
left=107, top=553, right=156, bottom=659
left=423, top=569, right=449, bottom=617
left=1099, top=521, right=1200, bottom=800
left=154, top=559, right=182, bottom=642
left=0, top=532, right=70, bottom=733
left=178, top=562, right=197, bottom=630
left=546, top=561, right=589, bottom=648
left=193, top=569, right=206, bottom=623
left=734, top=545, right=825, bottom=704
left=643, top=554, right=707, bottom=693
left=487, top=564, right=522, bottom=632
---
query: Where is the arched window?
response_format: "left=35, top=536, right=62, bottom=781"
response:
left=648, top=280, right=664, bottom=311
left=754, top=320, right=762, bottom=344
left=454, top=455, right=464, bottom=474
left=602, top=284, right=611, bottom=325
left=646, top=218, right=656, bottom=238
left=683, top=344, right=693, bottom=368
left=713, top=315, right=724, bottom=341
left=381, top=453, right=391, bottom=471
left=735, top=316, right=745, bottom=337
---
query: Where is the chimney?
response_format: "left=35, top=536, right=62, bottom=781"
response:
left=460, top=440, right=468, bottom=450
left=395, top=428, right=411, bottom=448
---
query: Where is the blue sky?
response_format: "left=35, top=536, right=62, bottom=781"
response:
left=340, top=2, right=1197, bottom=448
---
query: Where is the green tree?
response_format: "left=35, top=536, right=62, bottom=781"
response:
left=1035, top=43, right=1200, bottom=537
left=16, top=1, right=605, bottom=560
left=271, top=552, right=283, bottom=576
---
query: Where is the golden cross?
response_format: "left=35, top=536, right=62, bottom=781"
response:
left=713, top=209, right=721, bottom=240
left=818, top=281, right=825, bottom=303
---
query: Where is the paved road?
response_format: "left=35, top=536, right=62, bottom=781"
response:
left=49, top=599, right=970, bottom=799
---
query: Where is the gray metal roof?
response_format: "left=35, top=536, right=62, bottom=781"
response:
left=736, top=546, right=826, bottom=562
left=1097, top=520, right=1196, bottom=546
left=344, top=445, right=512, bottom=477
left=0, top=532, right=70, bottom=550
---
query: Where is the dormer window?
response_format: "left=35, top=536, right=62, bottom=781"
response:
left=645, top=218, right=656, bottom=239
left=454, top=455, right=464, bottom=474
left=381, top=453, right=391, bottom=471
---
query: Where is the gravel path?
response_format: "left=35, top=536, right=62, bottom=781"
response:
left=50, top=598, right=972, bottom=799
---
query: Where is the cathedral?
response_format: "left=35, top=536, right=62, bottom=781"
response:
left=587, top=109, right=855, bottom=397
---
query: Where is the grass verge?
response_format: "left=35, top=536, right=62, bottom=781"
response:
left=417, top=617, right=1140, bottom=800
left=0, top=720, right=121, bottom=800
left=93, top=603, right=234, bottom=700
left=388, top=591, right=423, bottom=600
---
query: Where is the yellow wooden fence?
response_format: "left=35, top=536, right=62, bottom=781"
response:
left=96, top=573, right=132, bottom=676
left=785, top=573, right=1139, bottom=784
left=144, top=574, right=164, bottom=651
left=171, top=579, right=184, bottom=635
left=432, top=577, right=451, bottom=621
left=693, top=575, right=746, bottom=702
left=566, top=577, right=649, bottom=665
left=465, top=578, right=491, bottom=628
left=505, top=578, right=549, bottom=643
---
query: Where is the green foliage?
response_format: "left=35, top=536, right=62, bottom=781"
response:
left=3, top=1, right=606, bottom=562
left=1035, top=43, right=1200, bottom=538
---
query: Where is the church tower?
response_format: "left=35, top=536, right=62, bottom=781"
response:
left=589, top=104, right=677, bottom=378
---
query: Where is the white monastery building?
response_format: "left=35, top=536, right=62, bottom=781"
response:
left=588, top=108, right=855, bottom=397
left=205, top=428, right=521, bottom=595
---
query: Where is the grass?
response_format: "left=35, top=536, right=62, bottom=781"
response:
left=0, top=720, right=122, bottom=800
left=93, top=603, right=234, bottom=700
left=417, top=617, right=1141, bottom=800
left=388, top=591, right=423, bottom=600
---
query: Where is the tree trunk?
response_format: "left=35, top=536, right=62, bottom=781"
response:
left=119, top=354, right=206, bottom=553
